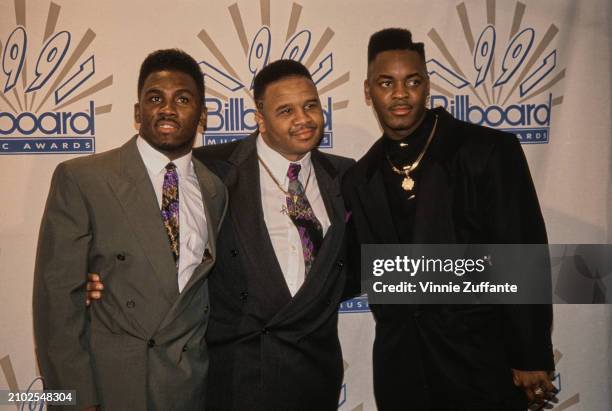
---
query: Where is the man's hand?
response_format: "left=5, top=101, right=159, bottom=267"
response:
left=85, top=273, right=104, bottom=306
left=512, top=369, right=557, bottom=408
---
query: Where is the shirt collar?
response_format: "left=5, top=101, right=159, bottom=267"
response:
left=136, top=135, right=193, bottom=177
left=256, top=134, right=312, bottom=186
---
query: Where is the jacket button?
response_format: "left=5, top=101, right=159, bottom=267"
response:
left=204, top=305, right=209, bottom=314
left=116, top=253, right=126, bottom=261
left=126, top=300, right=135, bottom=309
left=240, top=291, right=248, bottom=300
left=230, top=249, right=239, bottom=257
left=147, top=338, right=156, bottom=348
left=262, top=328, right=269, bottom=335
left=182, top=345, right=188, bottom=352
left=336, top=260, right=344, bottom=269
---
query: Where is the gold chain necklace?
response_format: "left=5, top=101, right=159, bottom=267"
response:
left=257, top=155, right=312, bottom=205
left=386, top=114, right=438, bottom=192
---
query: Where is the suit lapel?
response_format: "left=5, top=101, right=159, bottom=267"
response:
left=172, top=157, right=222, bottom=295
left=313, top=150, right=344, bottom=225
left=228, top=134, right=293, bottom=308
left=355, top=140, right=399, bottom=243
left=108, top=137, right=179, bottom=303
left=357, top=172, right=398, bottom=243
left=308, top=150, right=344, bottom=275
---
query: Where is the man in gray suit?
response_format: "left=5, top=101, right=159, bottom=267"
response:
left=33, top=49, right=227, bottom=411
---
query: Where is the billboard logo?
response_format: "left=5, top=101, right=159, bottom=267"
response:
left=0, top=0, right=113, bottom=154
left=197, top=1, right=350, bottom=147
left=427, top=1, right=565, bottom=144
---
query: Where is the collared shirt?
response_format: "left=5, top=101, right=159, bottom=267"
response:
left=256, top=136, right=330, bottom=296
left=136, top=136, right=208, bottom=292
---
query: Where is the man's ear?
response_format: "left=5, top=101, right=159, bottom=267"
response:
left=198, top=107, right=207, bottom=134
left=364, top=79, right=372, bottom=106
left=134, top=103, right=141, bottom=123
left=255, top=109, right=266, bottom=135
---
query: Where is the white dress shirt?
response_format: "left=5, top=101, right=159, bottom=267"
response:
left=136, top=136, right=208, bottom=292
left=256, top=136, right=330, bottom=296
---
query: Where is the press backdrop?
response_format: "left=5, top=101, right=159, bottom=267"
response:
left=1, top=0, right=610, bottom=410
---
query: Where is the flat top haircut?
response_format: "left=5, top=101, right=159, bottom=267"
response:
left=367, top=28, right=426, bottom=63
left=253, top=59, right=313, bottom=105
left=137, top=49, right=205, bottom=100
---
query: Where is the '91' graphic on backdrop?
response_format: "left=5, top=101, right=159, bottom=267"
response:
left=247, top=27, right=317, bottom=88
left=1, top=26, right=95, bottom=106
left=204, top=25, right=333, bottom=93
left=472, top=25, right=556, bottom=97
left=428, top=24, right=558, bottom=100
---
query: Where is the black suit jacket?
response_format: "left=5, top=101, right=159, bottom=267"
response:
left=342, top=107, right=554, bottom=410
left=194, top=133, right=355, bottom=411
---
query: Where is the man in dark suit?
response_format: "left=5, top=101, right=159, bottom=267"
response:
left=33, top=49, right=227, bottom=410
left=341, top=28, right=555, bottom=410
left=194, top=59, right=354, bottom=411
left=87, top=59, right=353, bottom=410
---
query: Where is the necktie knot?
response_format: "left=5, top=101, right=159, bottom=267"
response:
left=165, top=162, right=177, bottom=172
left=287, top=163, right=301, bottom=182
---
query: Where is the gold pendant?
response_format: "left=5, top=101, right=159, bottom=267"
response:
left=401, top=176, right=414, bottom=191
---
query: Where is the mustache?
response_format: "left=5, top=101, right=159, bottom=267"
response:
left=155, top=116, right=180, bottom=127
left=389, top=101, right=413, bottom=110
left=289, top=124, right=317, bottom=135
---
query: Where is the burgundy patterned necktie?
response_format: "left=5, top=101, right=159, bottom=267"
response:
left=161, top=162, right=179, bottom=265
left=286, top=163, right=323, bottom=275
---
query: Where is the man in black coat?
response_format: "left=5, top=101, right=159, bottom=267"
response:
left=194, top=60, right=353, bottom=411
left=341, top=28, right=555, bottom=410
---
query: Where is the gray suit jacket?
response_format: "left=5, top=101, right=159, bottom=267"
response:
left=33, top=136, right=227, bottom=410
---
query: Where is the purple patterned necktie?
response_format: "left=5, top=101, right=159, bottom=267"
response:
left=161, top=162, right=179, bottom=265
left=286, top=163, right=323, bottom=275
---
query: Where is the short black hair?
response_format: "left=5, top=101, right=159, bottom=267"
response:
left=137, top=49, right=204, bottom=100
left=368, top=28, right=425, bottom=63
left=253, top=59, right=313, bottom=104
